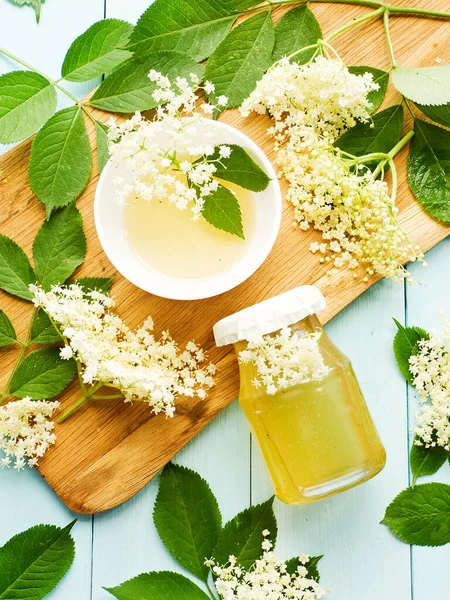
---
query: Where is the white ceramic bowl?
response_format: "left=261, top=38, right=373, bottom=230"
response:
left=94, top=119, right=282, bottom=301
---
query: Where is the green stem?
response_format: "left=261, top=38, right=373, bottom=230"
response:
left=383, top=10, right=397, bottom=67
left=0, top=307, right=37, bottom=406
left=57, top=396, right=89, bottom=423
left=388, top=5, right=450, bottom=19
left=371, top=130, right=414, bottom=178
left=324, top=6, right=384, bottom=41
left=206, top=580, right=218, bottom=600
left=90, top=393, right=124, bottom=400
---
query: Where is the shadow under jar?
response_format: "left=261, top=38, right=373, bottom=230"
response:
left=214, top=286, right=386, bottom=504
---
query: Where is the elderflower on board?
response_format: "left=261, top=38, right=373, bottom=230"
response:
left=209, top=533, right=325, bottom=600
left=239, top=327, right=330, bottom=395
left=108, top=72, right=229, bottom=220
left=409, top=315, right=450, bottom=450
left=0, top=398, right=59, bottom=470
left=31, top=284, right=215, bottom=417
left=240, top=55, right=424, bottom=282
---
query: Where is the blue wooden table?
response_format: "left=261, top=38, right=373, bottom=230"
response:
left=0, top=1, right=449, bottom=598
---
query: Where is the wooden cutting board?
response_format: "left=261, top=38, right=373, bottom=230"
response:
left=0, top=0, right=449, bottom=514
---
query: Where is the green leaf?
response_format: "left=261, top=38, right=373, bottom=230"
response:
left=0, top=311, right=17, bottom=347
left=209, top=144, right=270, bottom=191
left=127, top=0, right=237, bottom=62
left=204, top=11, right=275, bottom=112
left=153, top=464, right=222, bottom=581
left=10, top=348, right=77, bottom=399
left=73, top=277, right=113, bottom=295
left=10, top=0, right=44, bottom=23
left=382, top=483, right=450, bottom=546
left=392, top=319, right=429, bottom=384
left=31, top=310, right=62, bottom=344
left=61, top=19, right=133, bottom=82
left=90, top=51, right=204, bottom=113
left=212, top=497, right=277, bottom=569
left=285, top=555, right=322, bottom=582
left=33, top=205, right=86, bottom=291
left=348, top=66, right=389, bottom=113
left=95, top=121, right=110, bottom=173
left=104, top=571, right=210, bottom=600
left=416, top=102, right=450, bottom=128
left=407, top=118, right=450, bottom=223
left=29, top=106, right=92, bottom=218
left=393, top=66, right=450, bottom=106
left=335, top=105, right=403, bottom=166
left=202, top=184, right=244, bottom=239
left=0, top=71, right=57, bottom=144
left=228, top=0, right=262, bottom=7
left=0, top=521, right=75, bottom=599
left=0, top=235, right=36, bottom=301
left=272, top=6, right=321, bottom=64
left=410, top=439, right=449, bottom=482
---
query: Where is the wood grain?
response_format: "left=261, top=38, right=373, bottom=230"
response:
left=0, top=0, right=448, bottom=514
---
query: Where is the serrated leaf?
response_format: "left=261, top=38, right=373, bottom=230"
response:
left=10, top=0, right=44, bottom=23
left=33, top=204, right=86, bottom=291
left=10, top=348, right=76, bottom=399
left=202, top=184, right=244, bottom=238
left=62, top=19, right=133, bottom=82
left=0, top=71, right=57, bottom=144
left=272, top=6, right=321, bottom=64
left=153, top=464, right=222, bottom=581
left=204, top=11, right=275, bottom=112
left=213, top=498, right=277, bottom=569
left=30, top=310, right=62, bottom=344
left=407, top=118, right=450, bottom=223
left=90, top=51, right=204, bottom=113
left=382, top=483, right=450, bottom=546
left=416, top=102, right=450, bottom=128
left=410, top=439, right=449, bottom=482
left=393, top=66, right=450, bottom=106
left=0, top=521, right=75, bottom=599
left=29, top=106, right=92, bottom=217
left=95, top=121, right=110, bottom=172
left=393, top=319, right=429, bottom=384
left=127, top=0, right=237, bottom=62
left=0, top=311, right=16, bottom=347
left=0, top=235, right=36, bottom=301
left=335, top=105, right=403, bottom=167
left=104, top=571, right=210, bottom=600
left=73, top=277, right=113, bottom=295
left=285, top=555, right=322, bottom=582
left=348, top=66, right=389, bottom=113
left=209, top=144, right=270, bottom=191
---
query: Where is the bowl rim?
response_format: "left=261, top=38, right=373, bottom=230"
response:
left=94, top=118, right=282, bottom=301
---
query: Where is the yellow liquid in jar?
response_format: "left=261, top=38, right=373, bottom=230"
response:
left=124, top=181, right=255, bottom=279
left=237, top=326, right=386, bottom=504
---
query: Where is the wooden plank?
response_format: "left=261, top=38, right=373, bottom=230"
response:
left=0, top=0, right=449, bottom=515
left=406, top=243, right=450, bottom=600
left=0, top=1, right=105, bottom=598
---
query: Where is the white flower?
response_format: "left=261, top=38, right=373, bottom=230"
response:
left=0, top=398, right=59, bottom=470
left=217, top=95, right=228, bottom=107
left=219, top=145, right=232, bottom=159
left=32, top=284, right=216, bottom=418
left=209, top=535, right=325, bottom=600
left=239, top=329, right=330, bottom=394
left=240, top=55, right=424, bottom=282
left=409, top=315, right=450, bottom=450
left=204, top=81, right=215, bottom=94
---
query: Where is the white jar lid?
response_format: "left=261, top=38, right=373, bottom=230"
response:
left=213, top=285, right=326, bottom=347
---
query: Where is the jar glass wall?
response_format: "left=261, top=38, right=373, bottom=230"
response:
left=234, top=314, right=386, bottom=504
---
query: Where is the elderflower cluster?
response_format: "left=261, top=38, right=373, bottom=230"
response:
left=108, top=71, right=229, bottom=219
left=0, top=398, right=59, bottom=470
left=207, top=533, right=325, bottom=600
left=240, top=56, right=377, bottom=142
left=409, top=316, right=450, bottom=450
left=30, top=284, right=216, bottom=417
left=239, top=327, right=330, bottom=395
left=240, top=56, right=423, bottom=282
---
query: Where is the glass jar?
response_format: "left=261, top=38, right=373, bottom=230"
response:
left=213, top=286, right=386, bottom=504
